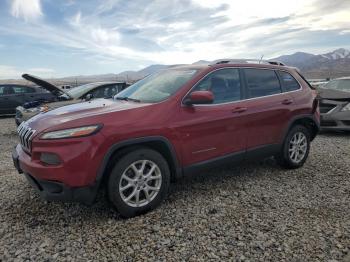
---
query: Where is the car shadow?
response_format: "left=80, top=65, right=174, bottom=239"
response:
left=319, top=130, right=350, bottom=137
left=5, top=157, right=282, bottom=227
left=0, top=115, right=15, bottom=119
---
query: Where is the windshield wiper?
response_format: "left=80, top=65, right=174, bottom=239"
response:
left=116, top=96, right=141, bottom=102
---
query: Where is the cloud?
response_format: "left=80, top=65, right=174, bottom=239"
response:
left=0, top=65, right=22, bottom=79
left=10, top=0, right=43, bottom=21
left=0, top=65, right=54, bottom=79
left=28, top=67, right=55, bottom=74
left=1, top=0, right=350, bottom=76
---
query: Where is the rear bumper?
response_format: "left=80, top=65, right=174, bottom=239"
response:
left=12, top=145, right=98, bottom=204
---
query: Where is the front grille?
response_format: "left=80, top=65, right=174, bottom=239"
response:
left=321, top=120, right=337, bottom=127
left=319, top=103, right=337, bottom=114
left=17, top=122, right=36, bottom=152
left=342, top=120, right=350, bottom=126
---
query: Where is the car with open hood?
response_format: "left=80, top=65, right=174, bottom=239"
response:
left=15, top=74, right=129, bottom=125
left=317, top=77, right=350, bottom=131
left=0, top=83, right=55, bottom=116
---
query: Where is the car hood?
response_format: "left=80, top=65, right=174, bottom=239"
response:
left=318, top=88, right=350, bottom=101
left=22, top=73, right=71, bottom=98
left=26, top=98, right=150, bottom=133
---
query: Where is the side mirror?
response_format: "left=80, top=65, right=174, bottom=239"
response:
left=184, top=90, right=214, bottom=105
left=85, top=93, right=93, bottom=101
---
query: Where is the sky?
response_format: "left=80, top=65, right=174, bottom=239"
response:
left=0, top=0, right=350, bottom=79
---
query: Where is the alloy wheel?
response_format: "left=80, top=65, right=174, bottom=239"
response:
left=288, top=132, right=307, bottom=164
left=119, top=160, right=162, bottom=207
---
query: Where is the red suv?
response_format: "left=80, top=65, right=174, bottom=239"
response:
left=12, top=60, right=320, bottom=217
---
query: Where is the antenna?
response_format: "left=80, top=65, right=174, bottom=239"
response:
left=259, top=55, right=264, bottom=64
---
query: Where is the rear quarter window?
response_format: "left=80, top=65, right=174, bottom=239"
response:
left=243, top=69, right=281, bottom=98
left=277, top=71, right=300, bottom=92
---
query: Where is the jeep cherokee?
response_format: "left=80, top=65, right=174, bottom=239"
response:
left=12, top=60, right=320, bottom=218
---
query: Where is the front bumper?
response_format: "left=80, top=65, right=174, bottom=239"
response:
left=12, top=144, right=99, bottom=204
left=320, top=100, right=350, bottom=131
left=320, top=114, right=350, bottom=131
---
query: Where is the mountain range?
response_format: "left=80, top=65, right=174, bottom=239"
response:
left=273, top=48, right=350, bottom=79
left=115, top=48, right=350, bottom=80
left=1, top=48, right=350, bottom=85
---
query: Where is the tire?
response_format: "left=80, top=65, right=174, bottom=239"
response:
left=275, top=125, right=311, bottom=169
left=107, top=148, right=170, bottom=218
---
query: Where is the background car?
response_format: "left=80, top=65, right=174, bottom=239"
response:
left=317, top=77, right=350, bottom=131
left=0, top=84, right=55, bottom=115
left=15, top=74, right=129, bottom=125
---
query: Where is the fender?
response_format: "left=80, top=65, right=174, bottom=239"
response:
left=281, top=114, right=320, bottom=143
left=96, top=136, right=182, bottom=183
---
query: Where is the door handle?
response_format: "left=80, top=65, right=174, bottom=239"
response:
left=281, top=99, right=293, bottom=105
left=232, top=107, right=247, bottom=113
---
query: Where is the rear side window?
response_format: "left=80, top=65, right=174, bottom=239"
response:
left=12, top=86, right=35, bottom=94
left=244, top=69, right=281, bottom=98
left=278, top=71, right=300, bottom=92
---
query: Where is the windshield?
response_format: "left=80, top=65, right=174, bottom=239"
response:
left=115, top=69, right=198, bottom=103
left=323, top=79, right=350, bottom=92
left=66, top=83, right=100, bottom=98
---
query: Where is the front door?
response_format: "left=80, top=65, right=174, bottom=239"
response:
left=175, top=68, right=248, bottom=167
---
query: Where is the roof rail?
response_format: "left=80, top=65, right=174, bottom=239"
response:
left=211, top=59, right=285, bottom=66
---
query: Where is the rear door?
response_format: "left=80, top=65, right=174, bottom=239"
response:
left=0, top=85, right=25, bottom=114
left=241, top=68, right=294, bottom=149
left=176, top=68, right=249, bottom=166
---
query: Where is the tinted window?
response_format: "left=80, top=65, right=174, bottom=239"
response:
left=278, top=71, right=300, bottom=91
left=0, top=86, right=15, bottom=95
left=244, top=69, right=281, bottom=98
left=90, top=85, right=120, bottom=98
left=11, top=86, right=35, bottom=94
left=192, top=68, right=241, bottom=104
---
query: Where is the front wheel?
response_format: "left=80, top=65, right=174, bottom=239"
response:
left=275, top=125, right=311, bottom=169
left=107, top=148, right=170, bottom=218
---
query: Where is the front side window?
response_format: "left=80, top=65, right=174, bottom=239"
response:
left=244, top=69, right=281, bottom=98
left=191, top=68, right=241, bottom=104
left=278, top=71, right=300, bottom=92
left=116, top=69, right=198, bottom=103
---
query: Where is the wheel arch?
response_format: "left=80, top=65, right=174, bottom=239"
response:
left=284, top=115, right=320, bottom=142
left=96, top=136, right=182, bottom=186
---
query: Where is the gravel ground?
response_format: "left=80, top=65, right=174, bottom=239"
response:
left=0, top=116, right=349, bottom=261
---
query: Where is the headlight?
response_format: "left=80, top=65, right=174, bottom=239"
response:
left=341, top=103, right=350, bottom=112
left=40, top=125, right=102, bottom=139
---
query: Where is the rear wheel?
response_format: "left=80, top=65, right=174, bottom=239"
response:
left=276, top=125, right=311, bottom=169
left=107, top=148, right=170, bottom=218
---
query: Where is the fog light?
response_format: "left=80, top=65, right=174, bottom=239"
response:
left=40, top=153, right=61, bottom=165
